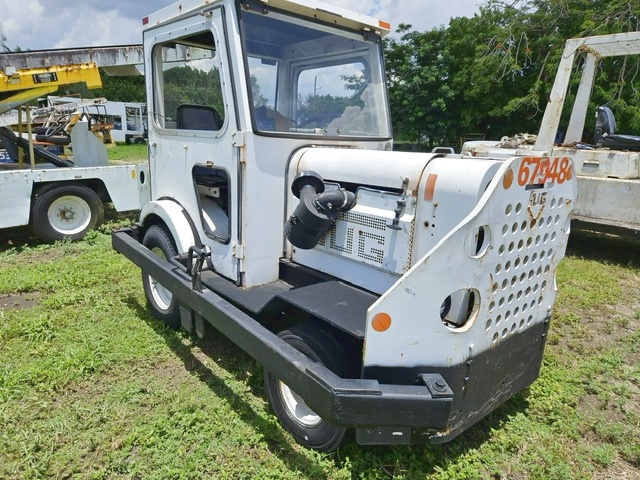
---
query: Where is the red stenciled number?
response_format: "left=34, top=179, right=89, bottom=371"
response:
left=518, top=157, right=532, bottom=186
left=518, top=157, right=571, bottom=186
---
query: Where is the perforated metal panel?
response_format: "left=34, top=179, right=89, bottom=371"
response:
left=363, top=156, right=577, bottom=368
left=485, top=193, right=569, bottom=344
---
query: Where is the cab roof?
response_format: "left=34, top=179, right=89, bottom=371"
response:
left=142, top=0, right=391, bottom=37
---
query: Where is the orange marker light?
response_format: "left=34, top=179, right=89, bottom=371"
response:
left=424, top=174, right=438, bottom=201
left=503, top=167, right=514, bottom=189
left=379, top=20, right=392, bottom=31
left=372, top=312, right=392, bottom=332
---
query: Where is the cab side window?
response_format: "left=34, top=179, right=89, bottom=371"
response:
left=153, top=30, right=225, bottom=131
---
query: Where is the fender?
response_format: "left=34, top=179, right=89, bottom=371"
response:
left=140, top=198, right=200, bottom=254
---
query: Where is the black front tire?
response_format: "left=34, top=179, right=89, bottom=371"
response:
left=31, top=184, right=104, bottom=243
left=142, top=224, right=181, bottom=328
left=264, top=323, right=349, bottom=452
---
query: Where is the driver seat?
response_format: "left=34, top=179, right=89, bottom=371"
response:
left=594, top=105, right=640, bottom=151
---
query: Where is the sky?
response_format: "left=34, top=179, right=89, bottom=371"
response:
left=0, top=0, right=481, bottom=51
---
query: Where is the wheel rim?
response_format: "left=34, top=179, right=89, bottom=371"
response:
left=47, top=195, right=92, bottom=235
left=149, top=246, right=173, bottom=310
left=278, top=380, right=322, bottom=428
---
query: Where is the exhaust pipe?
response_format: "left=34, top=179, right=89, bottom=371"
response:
left=284, top=171, right=356, bottom=250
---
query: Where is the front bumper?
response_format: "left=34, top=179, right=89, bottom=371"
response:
left=112, top=228, right=454, bottom=432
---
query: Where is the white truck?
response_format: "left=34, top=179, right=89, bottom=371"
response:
left=0, top=60, right=148, bottom=242
left=112, top=0, right=577, bottom=451
left=46, top=96, right=147, bottom=145
left=462, top=32, right=640, bottom=237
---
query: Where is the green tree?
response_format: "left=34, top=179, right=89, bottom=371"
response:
left=383, top=0, right=640, bottom=144
left=384, top=25, right=454, bottom=147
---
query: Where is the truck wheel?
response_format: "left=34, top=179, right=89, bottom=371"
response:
left=32, top=185, right=104, bottom=242
left=142, top=225, right=181, bottom=328
left=264, top=324, right=348, bottom=452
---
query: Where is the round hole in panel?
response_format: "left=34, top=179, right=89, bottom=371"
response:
left=515, top=203, right=522, bottom=214
left=492, top=332, right=499, bottom=344
left=527, top=315, right=534, bottom=325
left=486, top=319, right=492, bottom=330
left=550, top=197, right=557, bottom=209
left=440, top=288, right=480, bottom=330
left=512, top=222, right=518, bottom=234
left=496, top=314, right=502, bottom=325
left=496, top=264, right=503, bottom=274
left=510, top=323, right=517, bottom=333
left=502, top=328, right=508, bottom=339
left=505, top=260, right=512, bottom=271
left=499, top=244, right=506, bottom=256
left=519, top=319, right=525, bottom=329
left=505, top=204, right=513, bottom=216
left=464, top=225, right=492, bottom=258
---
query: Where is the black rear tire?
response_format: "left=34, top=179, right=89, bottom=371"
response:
left=264, top=323, right=350, bottom=452
left=31, top=184, right=103, bottom=242
left=142, top=224, right=181, bottom=328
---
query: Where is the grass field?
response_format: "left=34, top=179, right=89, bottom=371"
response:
left=1, top=187, right=639, bottom=477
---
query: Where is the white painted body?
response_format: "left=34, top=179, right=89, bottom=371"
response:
left=140, top=0, right=576, bottom=374
left=0, top=125, right=147, bottom=231
left=0, top=163, right=145, bottom=230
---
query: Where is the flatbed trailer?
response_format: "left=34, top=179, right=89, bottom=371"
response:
left=0, top=48, right=147, bottom=242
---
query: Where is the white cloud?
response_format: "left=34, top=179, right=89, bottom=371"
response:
left=0, top=0, right=481, bottom=51
left=322, top=0, right=480, bottom=33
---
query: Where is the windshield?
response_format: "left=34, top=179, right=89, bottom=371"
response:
left=239, top=4, right=391, bottom=138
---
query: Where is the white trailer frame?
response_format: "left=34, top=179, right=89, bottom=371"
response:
left=462, top=32, right=640, bottom=236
